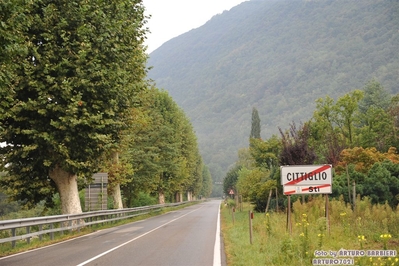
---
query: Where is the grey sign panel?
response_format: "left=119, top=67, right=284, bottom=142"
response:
left=92, top=172, right=108, bottom=184
left=85, top=173, right=108, bottom=211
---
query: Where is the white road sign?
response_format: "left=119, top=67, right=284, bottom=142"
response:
left=281, top=165, right=332, bottom=195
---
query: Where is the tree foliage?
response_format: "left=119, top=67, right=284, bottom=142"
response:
left=249, top=136, right=280, bottom=169
left=356, top=81, right=396, bottom=150
left=0, top=0, right=29, bottom=94
left=232, top=80, right=399, bottom=210
left=333, top=160, right=399, bottom=206
left=200, top=165, right=213, bottom=198
left=334, top=90, right=364, bottom=146
left=0, top=0, right=148, bottom=213
left=358, top=79, right=391, bottom=114
left=279, top=123, right=316, bottom=165
left=122, top=89, right=203, bottom=205
left=250, top=107, right=261, bottom=139
left=237, top=167, right=276, bottom=212
left=336, top=147, right=399, bottom=175
left=223, top=165, right=241, bottom=196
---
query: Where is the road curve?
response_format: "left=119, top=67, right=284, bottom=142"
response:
left=0, top=200, right=224, bottom=266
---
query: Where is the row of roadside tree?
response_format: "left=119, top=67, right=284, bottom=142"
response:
left=0, top=0, right=211, bottom=216
left=224, top=80, right=399, bottom=212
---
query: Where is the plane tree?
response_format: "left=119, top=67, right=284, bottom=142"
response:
left=123, top=89, right=203, bottom=204
left=149, top=90, right=183, bottom=203
left=0, top=0, right=148, bottom=214
left=0, top=0, right=28, bottom=95
left=152, top=90, right=203, bottom=203
left=175, top=112, right=203, bottom=201
left=121, top=89, right=164, bottom=206
left=200, top=165, right=213, bottom=198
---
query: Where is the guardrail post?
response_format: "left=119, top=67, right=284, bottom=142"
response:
left=60, top=222, right=64, bottom=236
left=26, top=226, right=31, bottom=244
left=11, top=228, right=16, bottom=248
left=39, top=225, right=43, bottom=241
left=50, top=224, right=54, bottom=240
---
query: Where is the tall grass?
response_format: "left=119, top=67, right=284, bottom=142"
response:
left=221, top=196, right=399, bottom=266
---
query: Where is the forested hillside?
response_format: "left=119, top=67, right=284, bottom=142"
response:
left=147, top=0, right=399, bottom=184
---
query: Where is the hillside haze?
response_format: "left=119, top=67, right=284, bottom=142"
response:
left=147, top=0, right=399, bottom=181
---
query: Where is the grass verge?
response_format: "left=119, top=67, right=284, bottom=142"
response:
left=221, top=196, right=399, bottom=266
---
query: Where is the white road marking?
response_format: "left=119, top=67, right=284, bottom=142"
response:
left=115, top=226, right=143, bottom=233
left=77, top=206, right=203, bottom=266
left=213, top=203, right=221, bottom=266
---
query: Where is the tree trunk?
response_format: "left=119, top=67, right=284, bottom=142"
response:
left=111, top=183, right=123, bottom=209
left=109, top=151, right=123, bottom=209
left=158, top=189, right=165, bottom=204
left=49, top=165, right=82, bottom=215
left=175, top=192, right=183, bottom=202
left=265, top=189, right=273, bottom=213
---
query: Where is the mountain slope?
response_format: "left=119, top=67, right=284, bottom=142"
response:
left=147, top=0, right=399, bottom=180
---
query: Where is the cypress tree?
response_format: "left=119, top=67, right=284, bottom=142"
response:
left=250, top=107, right=261, bottom=139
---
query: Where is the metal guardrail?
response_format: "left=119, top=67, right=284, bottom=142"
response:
left=0, top=202, right=189, bottom=248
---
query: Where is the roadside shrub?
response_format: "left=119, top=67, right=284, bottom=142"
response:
left=130, top=192, right=157, bottom=207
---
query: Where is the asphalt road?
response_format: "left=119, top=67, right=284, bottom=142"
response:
left=0, top=200, right=225, bottom=266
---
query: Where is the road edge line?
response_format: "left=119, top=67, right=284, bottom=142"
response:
left=213, top=202, right=221, bottom=266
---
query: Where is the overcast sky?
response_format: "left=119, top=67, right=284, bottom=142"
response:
left=143, top=0, right=248, bottom=53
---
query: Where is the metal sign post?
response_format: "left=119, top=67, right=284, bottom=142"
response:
left=287, top=195, right=292, bottom=235
left=281, top=165, right=333, bottom=236
left=325, top=194, right=330, bottom=235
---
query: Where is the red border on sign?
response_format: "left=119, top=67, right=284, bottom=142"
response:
left=284, top=165, right=331, bottom=186
left=284, top=184, right=331, bottom=195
